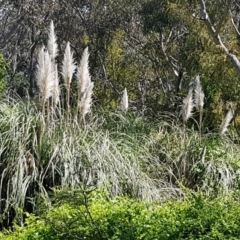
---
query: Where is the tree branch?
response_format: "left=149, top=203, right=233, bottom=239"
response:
left=199, top=0, right=240, bottom=76
left=230, top=15, right=240, bottom=38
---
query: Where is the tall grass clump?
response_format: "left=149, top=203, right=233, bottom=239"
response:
left=0, top=98, right=178, bottom=229
left=146, top=113, right=240, bottom=196
left=0, top=22, right=174, bottom=229
left=0, top=98, right=42, bottom=228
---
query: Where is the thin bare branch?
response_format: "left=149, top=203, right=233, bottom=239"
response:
left=199, top=0, right=240, bottom=76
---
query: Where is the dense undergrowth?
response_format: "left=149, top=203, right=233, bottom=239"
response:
left=1, top=94, right=240, bottom=238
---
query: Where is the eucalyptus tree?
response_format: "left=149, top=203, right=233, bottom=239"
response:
left=195, top=0, right=240, bottom=128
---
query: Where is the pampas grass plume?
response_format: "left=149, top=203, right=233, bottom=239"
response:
left=47, top=20, right=58, bottom=60
left=181, top=88, right=194, bottom=122
left=62, top=42, right=76, bottom=87
left=220, top=107, right=234, bottom=135
left=194, top=75, right=204, bottom=112
left=36, top=47, right=45, bottom=86
left=62, top=42, right=75, bottom=113
left=77, top=47, right=91, bottom=96
left=121, top=88, right=129, bottom=112
left=79, top=82, right=94, bottom=118
left=36, top=47, right=54, bottom=105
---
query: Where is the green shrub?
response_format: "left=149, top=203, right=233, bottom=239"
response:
left=3, top=190, right=240, bottom=240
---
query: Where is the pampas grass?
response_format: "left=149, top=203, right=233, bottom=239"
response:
left=181, top=88, right=194, bottom=123
left=62, top=42, right=76, bottom=88
left=194, top=75, right=205, bottom=134
left=36, top=47, right=54, bottom=113
left=77, top=47, right=91, bottom=97
left=47, top=20, right=58, bottom=61
left=38, top=22, right=94, bottom=121
left=79, top=81, right=94, bottom=119
left=121, top=88, right=129, bottom=113
left=220, top=107, right=234, bottom=135
left=36, top=21, right=59, bottom=115
left=62, top=42, right=76, bottom=113
left=194, top=75, right=205, bottom=113
left=76, top=47, right=93, bottom=119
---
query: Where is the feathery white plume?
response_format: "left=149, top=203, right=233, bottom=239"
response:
left=220, top=107, right=234, bottom=135
left=194, top=75, right=204, bottom=112
left=36, top=47, right=45, bottom=87
left=121, top=88, right=129, bottom=112
left=47, top=20, right=58, bottom=60
left=52, top=64, right=60, bottom=107
left=79, top=81, right=94, bottom=118
left=181, top=88, right=194, bottom=122
left=77, top=47, right=91, bottom=96
left=36, top=47, right=54, bottom=104
left=62, top=42, right=76, bottom=87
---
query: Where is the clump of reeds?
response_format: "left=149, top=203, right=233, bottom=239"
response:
left=37, top=21, right=95, bottom=121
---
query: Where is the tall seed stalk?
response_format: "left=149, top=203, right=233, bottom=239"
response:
left=76, top=47, right=91, bottom=119
left=36, top=47, right=54, bottom=116
left=47, top=20, right=58, bottom=61
left=194, top=75, right=204, bottom=136
left=47, top=20, right=60, bottom=116
left=62, top=42, right=76, bottom=118
left=52, top=64, right=60, bottom=109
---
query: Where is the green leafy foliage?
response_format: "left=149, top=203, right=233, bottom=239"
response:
left=3, top=190, right=240, bottom=239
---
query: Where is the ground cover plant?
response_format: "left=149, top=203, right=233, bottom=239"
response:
left=2, top=190, right=240, bottom=240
